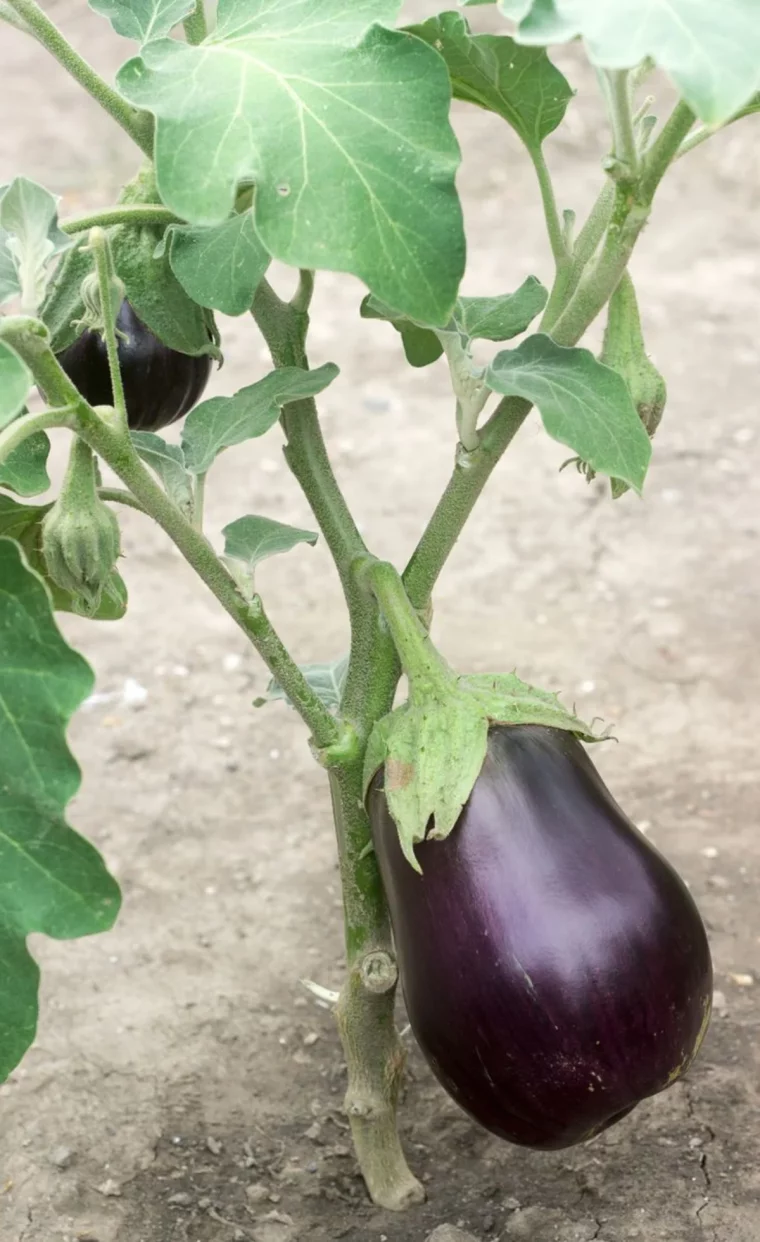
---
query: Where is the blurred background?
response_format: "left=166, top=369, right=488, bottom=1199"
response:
left=1, top=3, right=759, bottom=1240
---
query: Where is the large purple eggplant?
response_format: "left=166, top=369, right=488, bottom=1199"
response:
left=368, top=725, right=712, bottom=1149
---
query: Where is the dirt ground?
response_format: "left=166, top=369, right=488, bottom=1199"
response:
left=1, top=4, right=759, bottom=1241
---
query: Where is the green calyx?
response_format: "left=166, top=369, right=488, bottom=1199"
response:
left=356, top=556, right=600, bottom=870
left=41, top=436, right=121, bottom=616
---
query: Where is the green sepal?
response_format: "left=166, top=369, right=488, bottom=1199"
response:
left=363, top=669, right=599, bottom=869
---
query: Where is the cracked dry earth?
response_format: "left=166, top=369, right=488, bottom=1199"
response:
left=1, top=3, right=760, bottom=1241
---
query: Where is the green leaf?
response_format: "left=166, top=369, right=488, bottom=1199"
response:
left=375, top=696, right=490, bottom=870
left=130, top=430, right=194, bottom=513
left=181, top=363, right=339, bottom=474
left=409, top=11, right=573, bottom=150
left=263, top=655, right=349, bottom=713
left=360, top=295, right=443, bottom=368
left=0, top=342, right=33, bottom=429
left=161, top=213, right=271, bottom=316
left=0, top=430, right=51, bottom=496
left=117, top=4, right=465, bottom=326
left=485, top=333, right=652, bottom=492
left=0, top=177, right=73, bottom=313
left=455, top=276, right=548, bottom=341
left=0, top=496, right=128, bottom=620
left=0, top=538, right=121, bottom=1082
left=222, top=515, right=318, bottom=572
left=90, top=0, right=196, bottom=43
left=507, top=0, right=760, bottom=125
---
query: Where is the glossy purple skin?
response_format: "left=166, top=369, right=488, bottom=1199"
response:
left=57, top=301, right=212, bottom=432
left=369, top=725, right=712, bottom=1150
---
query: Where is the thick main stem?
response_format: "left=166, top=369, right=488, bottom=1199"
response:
left=251, top=281, right=420, bottom=1207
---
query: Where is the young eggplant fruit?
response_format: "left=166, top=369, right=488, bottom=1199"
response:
left=57, top=300, right=212, bottom=432
left=368, top=724, right=712, bottom=1150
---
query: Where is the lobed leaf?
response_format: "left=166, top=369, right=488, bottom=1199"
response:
left=0, top=538, right=121, bottom=1081
left=181, top=363, right=339, bottom=474
left=90, top=0, right=196, bottom=44
left=503, top=0, right=760, bottom=126
left=409, top=11, right=573, bottom=151
left=160, top=213, right=271, bottom=316
left=222, top=514, right=318, bottom=572
left=455, top=276, right=548, bottom=341
left=0, top=178, right=73, bottom=313
left=117, top=1, right=465, bottom=325
left=486, top=333, right=652, bottom=492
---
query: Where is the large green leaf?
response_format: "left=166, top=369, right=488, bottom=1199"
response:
left=222, top=515, right=318, bottom=572
left=160, top=213, right=271, bottom=316
left=0, top=538, right=121, bottom=1082
left=504, top=0, right=760, bottom=125
left=0, top=496, right=128, bottom=620
left=0, top=430, right=51, bottom=496
left=409, top=11, right=573, bottom=151
left=0, top=342, right=33, bottom=429
left=486, top=333, right=652, bottom=492
left=117, top=2, right=465, bottom=325
left=181, top=364, right=339, bottom=474
left=0, top=178, right=73, bottom=313
left=90, top=0, right=196, bottom=43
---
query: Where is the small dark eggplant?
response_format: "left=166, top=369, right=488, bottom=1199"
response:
left=369, top=725, right=712, bottom=1150
left=57, top=300, right=211, bottom=432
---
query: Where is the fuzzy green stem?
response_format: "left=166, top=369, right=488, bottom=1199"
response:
left=98, top=487, right=146, bottom=514
left=89, top=228, right=128, bottom=429
left=251, top=279, right=421, bottom=1208
left=530, top=145, right=570, bottom=269
left=357, top=558, right=454, bottom=696
left=604, top=70, right=639, bottom=177
left=403, top=398, right=531, bottom=609
left=0, top=405, right=76, bottom=466
left=193, top=472, right=207, bottom=531
left=62, top=205, right=179, bottom=236
left=183, top=0, right=208, bottom=44
left=291, top=269, right=315, bottom=314
left=4, top=0, right=153, bottom=156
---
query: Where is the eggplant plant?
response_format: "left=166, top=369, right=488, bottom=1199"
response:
left=0, top=0, right=753, bottom=1213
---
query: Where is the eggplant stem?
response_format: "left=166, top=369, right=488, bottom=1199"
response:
left=336, top=965, right=425, bottom=1212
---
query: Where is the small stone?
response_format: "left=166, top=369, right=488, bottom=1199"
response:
left=503, top=1197, right=521, bottom=1212
left=167, top=1192, right=192, bottom=1207
left=95, top=1179, right=122, bottom=1198
left=303, top=1032, right=320, bottom=1047
left=425, top=1228, right=480, bottom=1242
left=198, top=1197, right=212, bottom=1210
left=206, top=1135, right=223, bottom=1155
left=303, top=1122, right=322, bottom=1142
left=50, top=1146, right=76, bottom=1170
left=708, top=875, right=730, bottom=890
left=246, top=1182, right=270, bottom=1204
left=700, top=846, right=719, bottom=859
left=728, top=972, right=754, bottom=987
left=689, top=1137, right=703, bottom=1149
